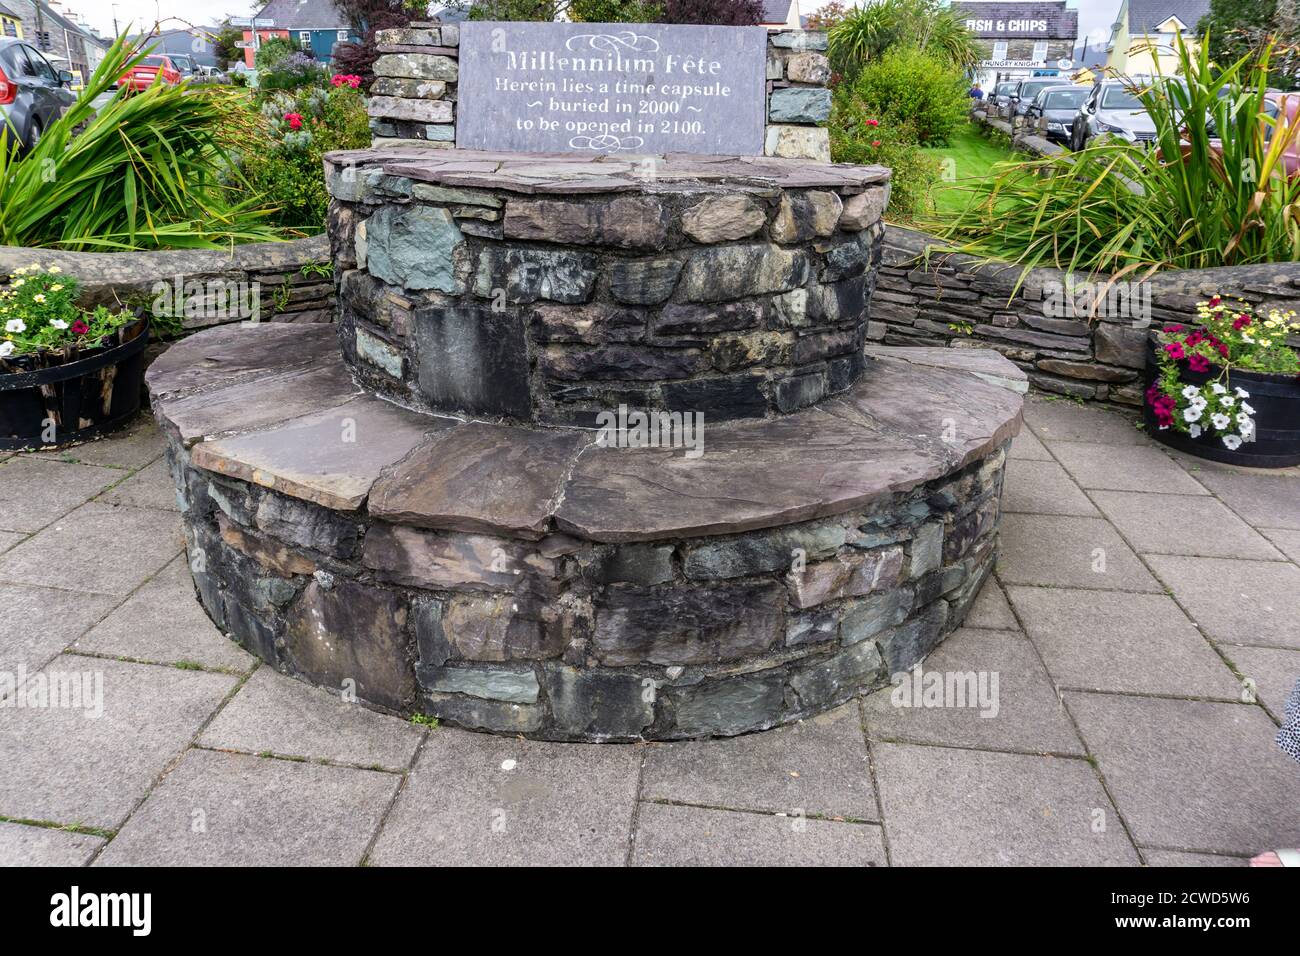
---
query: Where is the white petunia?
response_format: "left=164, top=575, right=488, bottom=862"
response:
left=0, top=341, right=13, bottom=357
left=1220, top=395, right=1235, bottom=408
left=1235, top=386, right=1250, bottom=398
left=1212, top=413, right=1231, bottom=430
left=1240, top=418, right=1255, bottom=437
left=4, top=319, right=25, bottom=333
left=48, top=319, right=68, bottom=330
left=1242, top=402, right=1255, bottom=415
left=1184, top=406, right=1203, bottom=423
left=1182, top=385, right=1201, bottom=399
left=1222, top=434, right=1243, bottom=450
left=1211, top=383, right=1227, bottom=395
left=1189, top=424, right=1202, bottom=438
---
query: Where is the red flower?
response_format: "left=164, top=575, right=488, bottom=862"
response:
left=284, top=113, right=304, bottom=130
left=1218, top=343, right=1230, bottom=357
left=1188, top=354, right=1210, bottom=372
left=1208, top=296, right=1221, bottom=307
left=865, top=118, right=879, bottom=127
left=1186, top=330, right=1204, bottom=346
left=1163, top=324, right=1186, bottom=333
left=1164, top=341, right=1185, bottom=360
left=71, top=320, right=88, bottom=335
left=871, top=140, right=882, bottom=147
left=1232, top=315, right=1251, bottom=330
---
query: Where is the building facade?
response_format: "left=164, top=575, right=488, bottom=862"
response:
left=0, top=3, right=22, bottom=38
left=243, top=0, right=360, bottom=68
left=951, top=1, right=1079, bottom=88
left=1106, top=0, right=1210, bottom=76
left=4, top=0, right=104, bottom=83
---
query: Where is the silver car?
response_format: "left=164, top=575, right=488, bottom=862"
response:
left=0, top=38, right=76, bottom=156
left=1071, top=79, right=1158, bottom=151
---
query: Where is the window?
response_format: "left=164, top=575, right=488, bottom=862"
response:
left=21, top=45, right=56, bottom=81
left=1033, top=41, right=1049, bottom=63
left=299, top=31, right=311, bottom=48
left=992, top=41, right=1008, bottom=60
left=337, top=30, right=348, bottom=41
left=1, top=19, right=17, bottom=38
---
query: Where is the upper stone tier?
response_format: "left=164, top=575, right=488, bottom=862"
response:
left=324, top=148, right=892, bottom=426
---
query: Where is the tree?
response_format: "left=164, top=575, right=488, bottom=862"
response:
left=570, top=0, right=665, bottom=21
left=828, top=0, right=979, bottom=79
left=805, top=1, right=850, bottom=31
left=1199, top=0, right=1277, bottom=64
left=332, top=0, right=414, bottom=88
left=212, top=23, right=245, bottom=69
left=659, top=0, right=764, bottom=26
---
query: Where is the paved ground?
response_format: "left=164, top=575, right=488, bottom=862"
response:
left=0, top=395, right=1297, bottom=866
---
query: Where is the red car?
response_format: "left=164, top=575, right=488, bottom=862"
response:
left=117, top=55, right=182, bottom=93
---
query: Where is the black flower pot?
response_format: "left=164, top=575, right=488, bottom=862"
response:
left=1143, top=339, right=1300, bottom=468
left=0, top=315, right=150, bottom=450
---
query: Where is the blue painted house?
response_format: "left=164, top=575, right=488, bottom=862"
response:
left=248, top=0, right=360, bottom=67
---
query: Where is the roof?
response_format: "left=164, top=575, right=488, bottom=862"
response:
left=1125, top=0, right=1212, bottom=34
left=0, top=3, right=20, bottom=19
left=761, top=0, right=792, bottom=23
left=254, top=0, right=351, bottom=30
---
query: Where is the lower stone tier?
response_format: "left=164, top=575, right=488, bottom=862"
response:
left=147, top=324, right=1026, bottom=741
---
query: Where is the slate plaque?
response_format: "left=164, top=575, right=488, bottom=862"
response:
left=456, top=21, right=767, bottom=156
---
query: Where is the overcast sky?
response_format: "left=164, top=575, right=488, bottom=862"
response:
left=78, top=0, right=1122, bottom=44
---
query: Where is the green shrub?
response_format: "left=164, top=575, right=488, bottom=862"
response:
left=257, top=52, right=329, bottom=92
left=828, top=0, right=979, bottom=80
left=570, top=0, right=665, bottom=20
left=235, top=85, right=371, bottom=231
left=843, top=45, right=967, bottom=147
left=830, top=106, right=938, bottom=221
left=0, top=35, right=281, bottom=250
left=940, top=36, right=1300, bottom=273
left=254, top=37, right=298, bottom=70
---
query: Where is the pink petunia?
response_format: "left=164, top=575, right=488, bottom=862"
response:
left=1188, top=354, right=1210, bottom=372
left=1232, top=315, right=1251, bottom=330
left=71, top=320, right=88, bottom=335
left=1164, top=341, right=1185, bottom=360
left=1163, top=324, right=1186, bottom=333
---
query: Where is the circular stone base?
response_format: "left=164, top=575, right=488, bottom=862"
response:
left=148, top=325, right=1025, bottom=741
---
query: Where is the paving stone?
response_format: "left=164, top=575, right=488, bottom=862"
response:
left=1002, top=459, right=1098, bottom=516
left=0, top=531, right=24, bottom=554
left=1007, top=587, right=1240, bottom=699
left=95, top=748, right=397, bottom=866
left=190, top=396, right=442, bottom=511
left=1168, top=458, right=1300, bottom=530
left=1222, top=645, right=1300, bottom=720
left=1260, top=528, right=1300, bottom=564
left=873, top=742, right=1140, bottom=865
left=0, top=820, right=102, bottom=866
left=71, top=556, right=252, bottom=672
left=199, top=668, right=423, bottom=769
left=0, top=503, right=183, bottom=596
left=369, top=729, right=640, bottom=865
left=98, top=458, right=180, bottom=512
left=863, top=627, right=1084, bottom=754
left=1049, top=441, right=1208, bottom=494
left=1090, top=490, right=1283, bottom=560
left=1008, top=427, right=1052, bottom=460
left=0, top=457, right=121, bottom=532
left=1065, top=692, right=1300, bottom=854
left=1146, top=555, right=1300, bottom=649
left=964, top=577, right=1018, bottom=629
left=0, top=584, right=117, bottom=684
left=1143, top=850, right=1248, bottom=866
left=632, top=803, right=886, bottom=866
left=997, top=514, right=1161, bottom=592
left=0, top=656, right=236, bottom=829
left=641, top=703, right=874, bottom=819
left=1023, top=396, right=1145, bottom=444
left=40, top=414, right=166, bottom=470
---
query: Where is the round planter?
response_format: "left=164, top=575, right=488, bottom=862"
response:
left=1143, top=340, right=1300, bottom=468
left=0, top=316, right=150, bottom=450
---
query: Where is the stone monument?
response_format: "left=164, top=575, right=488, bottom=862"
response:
left=148, top=22, right=1025, bottom=741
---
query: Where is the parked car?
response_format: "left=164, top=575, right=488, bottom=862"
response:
left=1026, top=85, right=1090, bottom=144
left=1200, top=89, right=1300, bottom=179
left=168, top=54, right=197, bottom=83
left=117, top=54, right=182, bottom=93
left=992, top=81, right=1017, bottom=110
left=1010, top=77, right=1067, bottom=119
left=1071, top=78, right=1157, bottom=151
left=0, top=37, right=76, bottom=155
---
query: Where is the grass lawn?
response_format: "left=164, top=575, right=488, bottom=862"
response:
left=921, top=121, right=1020, bottom=218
